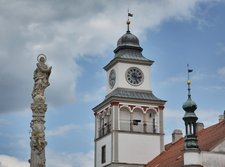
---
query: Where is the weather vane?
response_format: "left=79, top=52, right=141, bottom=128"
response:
left=187, top=64, right=193, bottom=81
left=127, top=9, right=133, bottom=32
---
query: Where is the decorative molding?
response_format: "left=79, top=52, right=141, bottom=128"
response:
left=111, top=102, right=119, bottom=106
left=158, top=106, right=165, bottom=110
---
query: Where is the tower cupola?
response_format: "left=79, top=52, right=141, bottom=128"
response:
left=113, top=14, right=146, bottom=61
left=182, top=66, right=199, bottom=150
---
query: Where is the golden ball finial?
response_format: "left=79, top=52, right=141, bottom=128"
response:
left=187, top=80, right=191, bottom=85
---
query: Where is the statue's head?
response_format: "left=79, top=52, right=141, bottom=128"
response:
left=40, top=57, right=45, bottom=63
left=37, top=54, right=47, bottom=64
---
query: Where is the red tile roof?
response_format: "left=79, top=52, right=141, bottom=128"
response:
left=145, top=121, right=225, bottom=167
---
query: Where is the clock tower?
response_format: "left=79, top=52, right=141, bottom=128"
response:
left=93, top=17, right=166, bottom=167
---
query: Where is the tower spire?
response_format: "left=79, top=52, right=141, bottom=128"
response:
left=182, top=65, right=202, bottom=166
left=187, top=64, right=193, bottom=98
left=127, top=10, right=133, bottom=32
left=182, top=64, right=199, bottom=150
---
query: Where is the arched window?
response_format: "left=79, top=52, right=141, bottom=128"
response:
left=104, top=111, right=111, bottom=135
left=97, top=110, right=111, bottom=138
left=99, top=115, right=105, bottom=137
left=120, top=107, right=131, bottom=131
left=132, top=108, right=144, bottom=132
left=145, top=109, right=158, bottom=133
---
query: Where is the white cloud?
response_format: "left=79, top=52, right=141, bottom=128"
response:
left=164, top=108, right=183, bottom=118
left=47, top=124, right=80, bottom=137
left=160, top=70, right=208, bottom=86
left=164, top=107, right=221, bottom=129
left=83, top=86, right=106, bottom=102
left=160, top=75, right=186, bottom=86
left=197, top=109, right=222, bottom=127
left=47, top=149, right=94, bottom=167
left=0, top=150, right=94, bottom=167
left=0, top=0, right=219, bottom=113
left=84, top=123, right=95, bottom=131
left=0, top=155, right=28, bottom=167
left=46, top=122, right=94, bottom=137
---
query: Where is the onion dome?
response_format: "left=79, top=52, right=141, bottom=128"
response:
left=182, top=80, right=198, bottom=117
left=182, top=96, right=197, bottom=113
left=114, top=30, right=143, bottom=54
left=117, top=31, right=140, bottom=47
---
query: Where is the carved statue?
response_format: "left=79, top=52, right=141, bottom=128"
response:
left=32, top=54, right=52, bottom=99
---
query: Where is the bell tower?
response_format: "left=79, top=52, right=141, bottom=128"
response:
left=93, top=15, right=166, bottom=167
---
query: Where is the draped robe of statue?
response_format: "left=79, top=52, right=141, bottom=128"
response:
left=32, top=56, right=51, bottom=99
left=30, top=55, right=51, bottom=167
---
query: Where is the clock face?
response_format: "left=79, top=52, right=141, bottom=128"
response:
left=126, top=67, right=144, bottom=86
left=109, top=69, right=116, bottom=88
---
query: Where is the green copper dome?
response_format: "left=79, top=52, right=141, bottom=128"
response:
left=182, top=96, right=197, bottom=113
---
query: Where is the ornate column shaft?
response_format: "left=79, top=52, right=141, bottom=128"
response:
left=29, top=54, right=51, bottom=167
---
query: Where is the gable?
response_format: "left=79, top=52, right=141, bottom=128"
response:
left=211, top=139, right=225, bottom=153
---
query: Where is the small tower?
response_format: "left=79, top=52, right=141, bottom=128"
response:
left=182, top=66, right=202, bottom=167
left=93, top=14, right=166, bottom=167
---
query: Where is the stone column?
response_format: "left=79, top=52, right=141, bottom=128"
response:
left=29, top=54, right=51, bottom=167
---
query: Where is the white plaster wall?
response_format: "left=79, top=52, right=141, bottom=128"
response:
left=118, top=133, right=161, bottom=164
left=184, top=151, right=201, bottom=166
left=106, top=62, right=151, bottom=94
left=96, top=134, right=112, bottom=167
left=212, top=139, right=225, bottom=152
left=201, top=151, right=225, bottom=167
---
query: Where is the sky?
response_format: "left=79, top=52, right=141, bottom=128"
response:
left=0, top=0, right=225, bottom=167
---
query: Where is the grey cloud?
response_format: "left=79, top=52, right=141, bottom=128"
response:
left=0, top=0, right=217, bottom=113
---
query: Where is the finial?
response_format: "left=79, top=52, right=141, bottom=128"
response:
left=187, top=64, right=193, bottom=97
left=127, top=10, right=133, bottom=32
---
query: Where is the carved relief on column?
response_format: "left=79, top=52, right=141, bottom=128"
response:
left=30, top=54, right=51, bottom=167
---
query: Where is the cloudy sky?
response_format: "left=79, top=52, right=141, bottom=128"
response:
left=0, top=0, right=225, bottom=167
